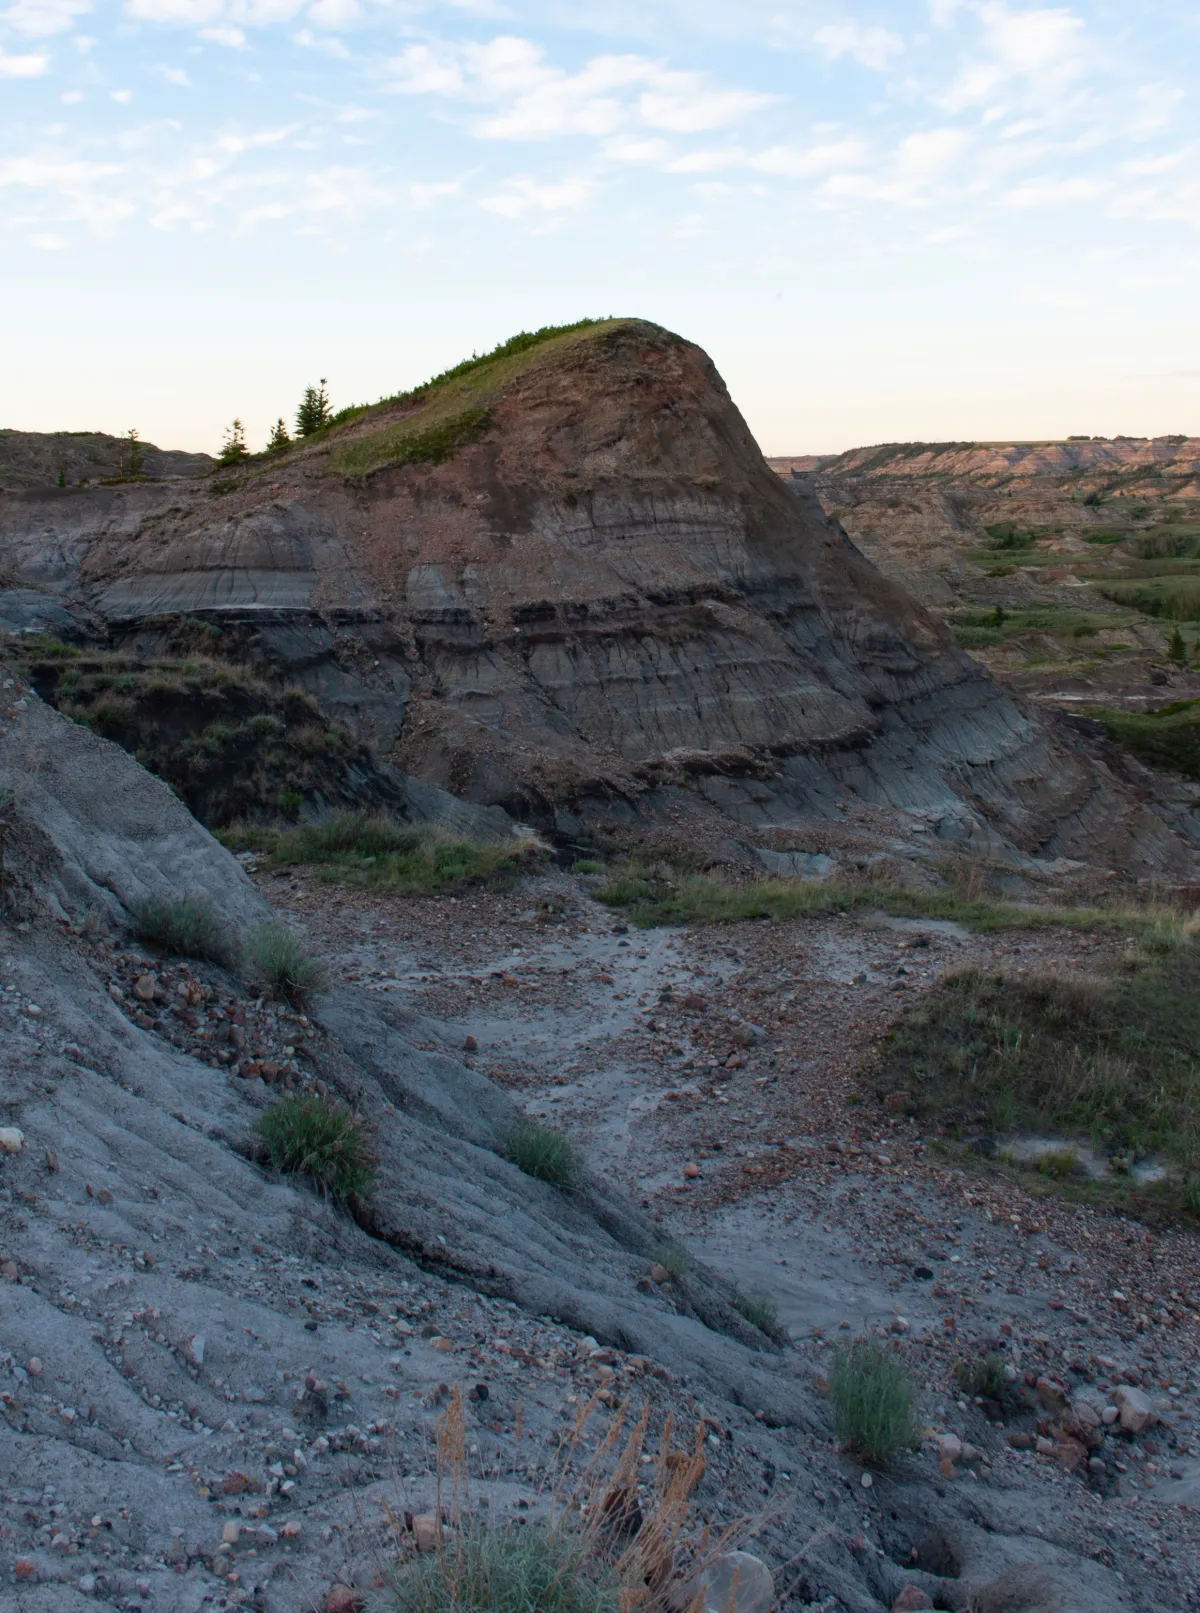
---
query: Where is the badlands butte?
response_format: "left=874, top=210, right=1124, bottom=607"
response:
left=3, top=319, right=1200, bottom=1613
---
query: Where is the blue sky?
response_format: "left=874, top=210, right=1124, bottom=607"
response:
left=2, top=0, right=1198, bottom=453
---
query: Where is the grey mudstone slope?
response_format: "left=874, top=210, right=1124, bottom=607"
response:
left=0, top=685, right=1172, bottom=1613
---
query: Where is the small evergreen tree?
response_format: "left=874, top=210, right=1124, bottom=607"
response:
left=266, top=417, right=291, bottom=453
left=991, top=605, right=1006, bottom=628
left=295, top=378, right=331, bottom=437
left=218, top=418, right=249, bottom=465
left=1168, top=626, right=1187, bottom=665
left=122, top=428, right=145, bottom=479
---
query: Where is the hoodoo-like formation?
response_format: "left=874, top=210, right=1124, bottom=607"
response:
left=0, top=320, right=1190, bottom=873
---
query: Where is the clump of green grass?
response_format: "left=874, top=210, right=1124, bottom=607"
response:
left=733, top=1291, right=780, bottom=1337
left=1038, top=1146, right=1080, bottom=1178
left=651, top=1239, right=689, bottom=1278
left=256, top=1093, right=376, bottom=1201
left=1092, top=700, right=1200, bottom=782
left=130, top=894, right=236, bottom=966
left=244, top=920, right=327, bottom=1007
left=574, top=859, right=604, bottom=876
left=227, top=813, right=535, bottom=893
left=829, top=1340, right=919, bottom=1467
left=370, top=1520, right=621, bottom=1613
left=954, top=1352, right=1014, bottom=1405
left=871, top=952, right=1200, bottom=1220
left=502, top=1119, right=579, bottom=1186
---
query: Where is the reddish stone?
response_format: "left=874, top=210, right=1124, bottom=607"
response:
left=14, top=1558, right=37, bottom=1581
left=222, top=1471, right=250, bottom=1496
left=892, top=1589, right=934, bottom=1612
left=325, top=1590, right=364, bottom=1613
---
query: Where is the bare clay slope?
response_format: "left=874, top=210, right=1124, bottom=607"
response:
left=0, top=321, right=1189, bottom=873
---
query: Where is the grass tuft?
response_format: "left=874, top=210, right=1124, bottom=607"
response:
left=502, top=1120, right=579, bottom=1186
left=954, top=1352, right=1014, bottom=1405
left=130, top=894, right=236, bottom=966
left=370, top=1521, right=622, bottom=1613
left=829, top=1339, right=919, bottom=1467
left=733, top=1292, right=780, bottom=1336
left=256, top=1093, right=376, bottom=1201
left=244, top=921, right=327, bottom=1007
left=222, top=813, right=535, bottom=893
left=651, top=1239, right=689, bottom=1278
left=1092, top=699, right=1200, bottom=782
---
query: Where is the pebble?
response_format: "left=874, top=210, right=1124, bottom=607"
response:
left=0, top=1126, right=25, bottom=1155
left=1114, top=1385, right=1154, bottom=1433
left=699, top=1552, right=773, bottom=1613
left=133, top=972, right=159, bottom=1002
left=683, top=1161, right=701, bottom=1179
left=892, top=1590, right=934, bottom=1612
left=222, top=1522, right=240, bottom=1545
left=325, top=1589, right=364, bottom=1613
left=27, top=1356, right=43, bottom=1377
left=936, top=1432, right=962, bottom=1463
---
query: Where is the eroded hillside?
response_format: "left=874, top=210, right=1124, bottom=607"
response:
left=2, top=323, right=1195, bottom=890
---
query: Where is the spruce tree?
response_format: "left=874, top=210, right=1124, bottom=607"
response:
left=1168, top=626, right=1187, bottom=665
left=266, top=418, right=291, bottom=453
left=218, top=418, right=249, bottom=465
left=122, top=428, right=145, bottom=479
left=295, top=378, right=331, bottom=437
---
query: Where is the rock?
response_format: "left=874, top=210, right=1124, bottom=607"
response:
left=1056, top=1437, right=1089, bottom=1471
left=463, top=1035, right=478, bottom=1052
left=936, top=1432, right=962, bottom=1464
left=27, top=1356, right=43, bottom=1377
left=682, top=1162, right=701, bottom=1179
left=281, top=1520, right=303, bottom=1540
left=325, top=1589, right=364, bottom=1613
left=222, top=1522, right=240, bottom=1545
left=185, top=1334, right=205, bottom=1366
left=650, top=1263, right=672, bottom=1284
left=222, top=1472, right=250, bottom=1496
left=1101, top=1405, right=1119, bottom=1425
left=0, top=1126, right=25, bottom=1155
left=14, top=1557, right=37, bottom=1581
left=698, top=1551, right=774, bottom=1613
left=1113, top=1385, right=1154, bottom=1433
left=892, top=1590, right=934, bottom=1612
left=410, top=1512, right=441, bottom=1552
left=107, top=982, right=125, bottom=1003
left=1007, top=1431, right=1033, bottom=1450
left=1035, top=1376, right=1068, bottom=1413
left=133, top=972, right=159, bottom=1002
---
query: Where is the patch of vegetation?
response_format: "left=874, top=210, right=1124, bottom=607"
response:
left=829, top=1340, right=919, bottom=1467
left=256, top=1093, right=376, bottom=1201
left=954, top=1351, right=1014, bottom=1405
left=1099, top=578, right=1200, bottom=620
left=733, top=1291, right=780, bottom=1336
left=12, top=638, right=383, bottom=827
left=244, top=921, right=327, bottom=1007
left=130, top=894, right=236, bottom=966
left=333, top=406, right=493, bottom=479
left=1082, top=528, right=1131, bottom=546
left=574, top=859, right=604, bottom=876
left=1038, top=1145, right=1080, bottom=1178
left=651, top=1239, right=690, bottom=1277
left=1092, top=700, right=1200, bottom=782
left=593, top=865, right=1175, bottom=938
left=221, top=813, right=535, bottom=893
left=950, top=607, right=1131, bottom=650
left=372, top=1520, right=622, bottom=1613
left=868, top=953, right=1200, bottom=1219
left=502, top=1119, right=579, bottom=1186
left=327, top=320, right=623, bottom=479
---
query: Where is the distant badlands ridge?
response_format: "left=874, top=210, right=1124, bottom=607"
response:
left=768, top=435, right=1200, bottom=490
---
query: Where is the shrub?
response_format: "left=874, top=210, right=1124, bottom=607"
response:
left=131, top=894, right=236, bottom=966
left=370, top=1520, right=622, bottom=1613
left=829, top=1339, right=919, bottom=1466
left=574, top=859, right=603, bottom=875
left=250, top=812, right=535, bottom=893
left=502, top=1119, right=578, bottom=1186
left=1038, top=1146, right=1079, bottom=1178
left=244, top=921, right=327, bottom=1006
left=256, top=1093, right=376, bottom=1200
left=955, top=1352, right=1013, bottom=1405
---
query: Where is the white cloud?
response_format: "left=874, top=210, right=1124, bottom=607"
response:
left=941, top=3, right=1088, bottom=112
left=1004, top=174, right=1102, bottom=208
left=0, top=44, right=48, bottom=72
left=60, top=86, right=81, bottom=100
left=30, top=229, right=66, bottom=246
left=749, top=138, right=869, bottom=176
left=306, top=0, right=357, bottom=28
left=815, top=22, right=904, bottom=72
left=481, top=174, right=592, bottom=217
left=216, top=123, right=298, bottom=152
left=156, top=62, right=191, bottom=85
left=387, top=35, right=770, bottom=143
left=409, top=178, right=459, bottom=205
left=199, top=24, right=244, bottom=45
left=0, top=0, right=89, bottom=37
left=111, top=87, right=132, bottom=101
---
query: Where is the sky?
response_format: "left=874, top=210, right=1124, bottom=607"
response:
left=2, top=0, right=1199, bottom=455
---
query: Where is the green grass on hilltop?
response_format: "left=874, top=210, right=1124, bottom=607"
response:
left=325, top=319, right=622, bottom=478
